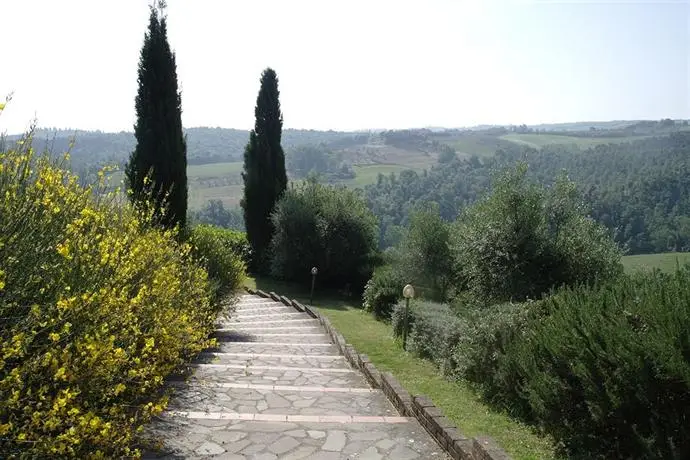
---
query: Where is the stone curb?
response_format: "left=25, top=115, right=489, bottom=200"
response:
left=242, top=287, right=512, bottom=460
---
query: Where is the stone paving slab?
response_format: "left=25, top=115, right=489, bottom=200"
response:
left=212, top=343, right=341, bottom=356
left=145, top=294, right=449, bottom=459
left=165, top=386, right=399, bottom=417
left=194, top=353, right=349, bottom=370
left=177, top=365, right=371, bottom=389
left=144, top=419, right=447, bottom=459
left=213, top=332, right=334, bottom=344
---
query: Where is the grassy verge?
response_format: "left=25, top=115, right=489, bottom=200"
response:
left=245, top=276, right=558, bottom=460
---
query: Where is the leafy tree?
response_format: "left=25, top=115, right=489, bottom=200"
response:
left=241, top=68, right=287, bottom=273
left=189, top=200, right=244, bottom=231
left=270, top=179, right=378, bottom=293
left=125, top=3, right=187, bottom=229
left=393, top=203, right=453, bottom=301
left=451, top=163, right=622, bottom=304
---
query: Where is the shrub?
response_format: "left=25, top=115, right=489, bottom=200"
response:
left=451, top=163, right=622, bottom=304
left=490, top=268, right=690, bottom=458
left=0, top=129, right=216, bottom=458
left=189, top=225, right=247, bottom=305
left=270, top=179, right=379, bottom=293
left=362, top=266, right=404, bottom=320
left=394, top=204, right=454, bottom=302
left=391, top=301, right=466, bottom=374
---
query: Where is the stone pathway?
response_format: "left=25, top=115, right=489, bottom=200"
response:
left=144, top=294, right=448, bottom=459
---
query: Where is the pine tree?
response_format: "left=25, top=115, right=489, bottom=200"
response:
left=241, top=68, right=287, bottom=273
left=125, top=2, right=187, bottom=230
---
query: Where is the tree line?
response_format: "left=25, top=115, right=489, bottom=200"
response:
left=364, top=132, right=690, bottom=254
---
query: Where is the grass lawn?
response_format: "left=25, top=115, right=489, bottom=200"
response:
left=622, top=252, right=690, bottom=274
left=244, top=276, right=558, bottom=460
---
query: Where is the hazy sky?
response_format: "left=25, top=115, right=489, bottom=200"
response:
left=1, top=0, right=688, bottom=133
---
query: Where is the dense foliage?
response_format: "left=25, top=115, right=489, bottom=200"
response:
left=362, top=265, right=405, bottom=320
left=241, top=68, right=288, bottom=273
left=452, top=164, right=623, bottom=304
left=189, top=225, right=248, bottom=304
left=365, top=132, right=690, bottom=255
left=189, top=199, right=245, bottom=231
left=0, top=131, right=216, bottom=458
left=286, top=144, right=356, bottom=180
left=125, top=5, right=187, bottom=230
left=481, top=268, right=690, bottom=459
left=270, top=180, right=379, bottom=293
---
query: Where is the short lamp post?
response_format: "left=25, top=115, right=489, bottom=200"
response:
left=402, top=284, right=415, bottom=350
left=310, top=267, right=319, bottom=306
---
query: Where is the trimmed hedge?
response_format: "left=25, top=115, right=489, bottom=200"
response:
left=362, top=266, right=404, bottom=320
left=189, top=225, right=247, bottom=305
left=486, top=268, right=690, bottom=459
left=0, top=131, right=217, bottom=457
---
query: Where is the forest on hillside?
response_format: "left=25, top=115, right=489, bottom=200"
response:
left=365, top=132, right=690, bottom=255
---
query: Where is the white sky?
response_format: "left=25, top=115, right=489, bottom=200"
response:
left=1, top=0, right=688, bottom=134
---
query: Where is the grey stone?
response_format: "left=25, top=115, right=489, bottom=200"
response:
left=389, top=445, right=421, bottom=459
left=307, top=430, right=326, bottom=439
left=195, top=441, right=226, bottom=455
left=283, top=445, right=317, bottom=460
left=376, top=438, right=397, bottom=450
left=269, top=436, right=300, bottom=455
left=321, top=430, right=347, bottom=452
left=285, top=429, right=308, bottom=438
left=359, top=446, right=383, bottom=460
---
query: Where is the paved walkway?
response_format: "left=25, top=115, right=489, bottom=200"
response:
left=144, top=294, right=448, bottom=459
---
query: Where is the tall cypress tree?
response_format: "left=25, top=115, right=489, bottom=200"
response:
left=241, top=68, right=287, bottom=273
left=125, top=2, right=187, bottom=229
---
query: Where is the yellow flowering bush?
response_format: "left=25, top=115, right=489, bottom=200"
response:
left=0, top=128, right=220, bottom=458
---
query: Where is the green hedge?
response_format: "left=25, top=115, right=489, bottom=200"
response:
left=189, top=225, right=247, bottom=305
left=362, top=266, right=404, bottom=320
left=486, top=268, right=690, bottom=459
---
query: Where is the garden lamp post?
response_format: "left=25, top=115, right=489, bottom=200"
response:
left=310, top=267, right=318, bottom=306
left=402, top=284, right=415, bottom=350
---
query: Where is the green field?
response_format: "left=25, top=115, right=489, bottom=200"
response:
left=621, top=252, right=690, bottom=273
left=245, top=277, right=558, bottom=460
left=343, top=164, right=416, bottom=187
left=501, top=133, right=651, bottom=149
left=187, top=161, right=243, bottom=178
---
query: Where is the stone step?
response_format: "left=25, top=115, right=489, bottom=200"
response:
left=143, top=418, right=447, bottom=459
left=212, top=342, right=341, bottom=356
left=235, top=306, right=296, bottom=313
left=213, top=331, right=333, bottom=344
left=165, top=385, right=397, bottom=418
left=178, top=363, right=371, bottom=388
left=216, top=326, right=324, bottom=334
left=228, top=311, right=306, bottom=320
left=218, top=318, right=319, bottom=326
left=196, top=352, right=348, bottom=369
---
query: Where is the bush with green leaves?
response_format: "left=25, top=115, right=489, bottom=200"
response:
left=391, top=301, right=467, bottom=374
left=270, top=179, right=378, bottom=293
left=189, top=225, right=247, bottom=305
left=486, top=268, right=690, bottom=459
left=394, top=204, right=454, bottom=301
left=451, top=163, right=622, bottom=304
left=362, top=265, right=404, bottom=320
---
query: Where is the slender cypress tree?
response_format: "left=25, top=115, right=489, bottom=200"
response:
left=241, top=68, right=287, bottom=273
left=125, top=2, right=187, bottom=229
